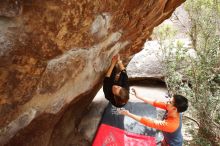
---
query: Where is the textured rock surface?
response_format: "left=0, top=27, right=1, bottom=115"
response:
left=0, top=0, right=23, bottom=17
left=0, top=0, right=185, bottom=145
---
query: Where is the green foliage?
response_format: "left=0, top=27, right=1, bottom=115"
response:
left=154, top=0, right=220, bottom=145
left=154, top=24, right=177, bottom=41
left=192, top=136, right=212, bottom=146
left=184, top=0, right=220, bottom=115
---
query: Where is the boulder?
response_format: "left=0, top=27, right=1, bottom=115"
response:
left=0, top=0, right=185, bottom=145
left=127, top=39, right=194, bottom=81
left=127, top=41, right=164, bottom=81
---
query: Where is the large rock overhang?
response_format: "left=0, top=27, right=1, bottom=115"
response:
left=0, top=0, right=185, bottom=145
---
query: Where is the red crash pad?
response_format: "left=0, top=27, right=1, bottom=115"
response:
left=93, top=124, right=156, bottom=146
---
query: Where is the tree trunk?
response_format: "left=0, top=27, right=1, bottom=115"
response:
left=198, top=112, right=220, bottom=146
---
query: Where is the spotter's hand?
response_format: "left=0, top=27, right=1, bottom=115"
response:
left=130, top=88, right=137, bottom=96
left=117, top=109, right=130, bottom=116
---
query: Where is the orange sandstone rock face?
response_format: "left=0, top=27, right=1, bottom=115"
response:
left=0, top=0, right=185, bottom=145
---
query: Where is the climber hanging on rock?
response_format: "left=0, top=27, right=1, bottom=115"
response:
left=103, top=54, right=129, bottom=108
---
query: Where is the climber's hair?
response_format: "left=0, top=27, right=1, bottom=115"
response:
left=114, top=88, right=129, bottom=107
left=173, top=94, right=188, bottom=113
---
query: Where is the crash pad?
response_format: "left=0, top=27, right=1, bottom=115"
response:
left=92, top=123, right=156, bottom=146
left=93, top=102, right=163, bottom=145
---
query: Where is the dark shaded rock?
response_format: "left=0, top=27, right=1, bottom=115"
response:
left=0, top=0, right=23, bottom=17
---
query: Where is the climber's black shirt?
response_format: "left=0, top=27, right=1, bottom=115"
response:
left=103, top=67, right=129, bottom=107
